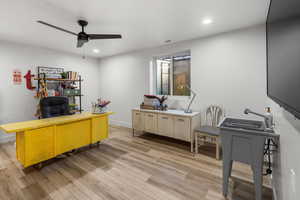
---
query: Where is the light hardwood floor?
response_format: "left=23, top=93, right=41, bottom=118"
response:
left=0, top=126, right=273, bottom=200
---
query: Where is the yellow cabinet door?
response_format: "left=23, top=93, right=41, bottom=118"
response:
left=24, top=126, right=55, bottom=167
left=56, top=120, right=91, bottom=155
left=92, top=116, right=108, bottom=143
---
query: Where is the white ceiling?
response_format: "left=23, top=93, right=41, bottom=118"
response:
left=0, top=0, right=270, bottom=58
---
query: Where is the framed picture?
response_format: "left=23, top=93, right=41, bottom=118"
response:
left=38, top=66, right=64, bottom=79
left=13, top=69, right=22, bottom=85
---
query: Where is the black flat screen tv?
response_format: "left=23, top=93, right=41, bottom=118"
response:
left=267, top=0, right=300, bottom=119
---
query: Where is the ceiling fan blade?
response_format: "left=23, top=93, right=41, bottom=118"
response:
left=88, top=34, right=122, bottom=40
left=37, top=20, right=78, bottom=36
left=76, top=40, right=86, bottom=48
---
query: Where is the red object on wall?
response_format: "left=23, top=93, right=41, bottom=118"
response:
left=24, top=70, right=36, bottom=90
left=13, top=70, right=22, bottom=85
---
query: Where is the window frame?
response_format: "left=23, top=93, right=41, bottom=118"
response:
left=152, top=50, right=191, bottom=97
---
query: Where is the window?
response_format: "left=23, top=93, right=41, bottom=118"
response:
left=154, top=51, right=191, bottom=96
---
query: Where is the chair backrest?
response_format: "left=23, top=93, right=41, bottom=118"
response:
left=205, top=105, right=224, bottom=127
left=40, top=96, right=70, bottom=118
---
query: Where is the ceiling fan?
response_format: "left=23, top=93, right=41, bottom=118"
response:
left=37, top=20, right=122, bottom=48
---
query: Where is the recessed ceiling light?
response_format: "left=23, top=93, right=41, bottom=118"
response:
left=202, top=18, right=213, bottom=25
left=93, top=49, right=100, bottom=53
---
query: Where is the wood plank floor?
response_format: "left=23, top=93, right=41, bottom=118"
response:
left=0, top=126, right=273, bottom=200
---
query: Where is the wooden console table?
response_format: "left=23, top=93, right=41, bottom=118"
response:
left=0, top=112, right=113, bottom=168
left=132, top=109, right=201, bottom=152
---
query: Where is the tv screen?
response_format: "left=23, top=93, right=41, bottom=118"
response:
left=267, top=0, right=300, bottom=119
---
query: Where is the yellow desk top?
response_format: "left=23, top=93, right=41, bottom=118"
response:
left=0, top=112, right=113, bottom=134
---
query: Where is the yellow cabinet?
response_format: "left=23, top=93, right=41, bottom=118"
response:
left=17, top=126, right=55, bottom=167
left=56, top=120, right=91, bottom=155
left=0, top=112, right=113, bottom=168
left=92, top=116, right=108, bottom=143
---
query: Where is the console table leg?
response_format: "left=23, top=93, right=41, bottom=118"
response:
left=195, top=132, right=198, bottom=154
left=132, top=128, right=135, bottom=137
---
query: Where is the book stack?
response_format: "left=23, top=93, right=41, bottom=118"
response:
left=140, top=96, right=159, bottom=110
left=47, top=73, right=62, bottom=79
left=66, top=71, right=79, bottom=80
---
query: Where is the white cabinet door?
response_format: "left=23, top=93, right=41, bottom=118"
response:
left=174, top=116, right=191, bottom=141
left=157, top=114, right=174, bottom=137
left=132, top=111, right=144, bottom=131
left=144, top=113, right=157, bottom=133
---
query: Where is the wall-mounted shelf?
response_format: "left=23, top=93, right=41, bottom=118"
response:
left=36, top=67, right=83, bottom=114
left=34, top=78, right=83, bottom=82
left=70, top=109, right=84, bottom=114
left=64, top=94, right=84, bottom=97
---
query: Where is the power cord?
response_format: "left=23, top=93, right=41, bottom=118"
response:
left=263, top=138, right=278, bottom=176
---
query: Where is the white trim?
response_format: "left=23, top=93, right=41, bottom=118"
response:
left=149, top=60, right=154, bottom=94
left=110, top=120, right=132, bottom=129
left=152, top=50, right=191, bottom=97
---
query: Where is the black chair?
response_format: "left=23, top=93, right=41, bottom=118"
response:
left=40, top=97, right=70, bottom=118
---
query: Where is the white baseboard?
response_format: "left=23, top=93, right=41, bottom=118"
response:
left=0, top=135, right=15, bottom=144
left=272, top=186, right=277, bottom=200
left=110, top=120, right=132, bottom=129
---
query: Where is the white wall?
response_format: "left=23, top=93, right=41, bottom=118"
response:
left=98, top=24, right=300, bottom=200
left=270, top=100, right=300, bottom=200
left=98, top=52, right=151, bottom=127
left=98, top=25, right=268, bottom=127
left=0, top=24, right=298, bottom=199
left=0, top=41, right=100, bottom=142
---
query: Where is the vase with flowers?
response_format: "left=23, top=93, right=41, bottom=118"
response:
left=92, top=98, right=111, bottom=114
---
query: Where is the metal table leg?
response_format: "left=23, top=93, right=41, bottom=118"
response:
left=223, top=159, right=233, bottom=197
left=190, top=131, right=194, bottom=153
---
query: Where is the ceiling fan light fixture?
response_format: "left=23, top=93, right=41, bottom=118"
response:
left=37, top=20, right=122, bottom=48
left=202, top=18, right=213, bottom=25
left=93, top=49, right=100, bottom=53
